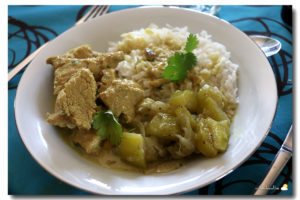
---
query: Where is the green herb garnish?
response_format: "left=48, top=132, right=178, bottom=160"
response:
left=161, top=34, right=199, bottom=82
left=92, top=110, right=123, bottom=146
left=184, top=34, right=199, bottom=52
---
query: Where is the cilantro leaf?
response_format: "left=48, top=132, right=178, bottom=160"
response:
left=161, top=34, right=199, bottom=82
left=184, top=34, right=199, bottom=52
left=162, top=52, right=187, bottom=82
left=92, top=110, right=123, bottom=146
left=184, top=52, right=197, bottom=70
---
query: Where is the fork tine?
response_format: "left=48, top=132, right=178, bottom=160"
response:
left=98, top=5, right=110, bottom=17
left=91, top=5, right=103, bottom=19
left=95, top=5, right=106, bottom=17
left=92, top=5, right=110, bottom=19
left=75, top=5, right=101, bottom=26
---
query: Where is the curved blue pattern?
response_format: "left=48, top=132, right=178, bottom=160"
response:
left=8, top=5, right=292, bottom=195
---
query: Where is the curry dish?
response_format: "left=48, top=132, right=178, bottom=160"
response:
left=46, top=25, right=239, bottom=173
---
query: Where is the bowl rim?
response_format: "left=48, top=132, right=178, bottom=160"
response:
left=14, top=6, right=278, bottom=195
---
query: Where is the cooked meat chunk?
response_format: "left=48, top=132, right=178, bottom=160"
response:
left=46, top=111, right=76, bottom=129
left=73, top=129, right=101, bottom=154
left=47, top=53, right=124, bottom=81
left=47, top=48, right=124, bottom=70
left=68, top=45, right=97, bottom=59
left=53, top=65, right=82, bottom=95
left=47, top=45, right=124, bottom=81
left=47, top=45, right=96, bottom=68
left=47, top=68, right=97, bottom=129
left=97, top=51, right=125, bottom=69
left=48, top=57, right=103, bottom=81
left=99, top=79, right=144, bottom=123
left=99, top=68, right=116, bottom=93
left=101, top=69, right=116, bottom=85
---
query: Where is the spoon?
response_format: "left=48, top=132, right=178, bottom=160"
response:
left=249, top=35, right=282, bottom=57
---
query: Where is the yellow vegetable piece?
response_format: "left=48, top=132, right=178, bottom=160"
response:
left=195, top=119, right=217, bottom=157
left=175, top=106, right=197, bottom=131
left=119, top=132, right=146, bottom=168
left=197, top=84, right=224, bottom=112
left=138, top=98, right=173, bottom=117
left=145, top=113, right=180, bottom=139
left=195, top=118, right=230, bottom=157
left=202, top=97, right=229, bottom=121
left=206, top=118, right=230, bottom=152
left=169, top=90, right=198, bottom=113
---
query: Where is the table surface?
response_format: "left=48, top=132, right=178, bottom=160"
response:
left=8, top=5, right=293, bottom=195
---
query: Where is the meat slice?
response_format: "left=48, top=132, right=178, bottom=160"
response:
left=68, top=45, right=97, bottom=59
left=47, top=51, right=124, bottom=69
left=101, top=69, right=116, bottom=85
left=47, top=52, right=124, bottom=82
left=73, top=129, right=101, bottom=154
left=47, top=68, right=97, bottom=129
left=98, top=68, right=116, bottom=93
left=96, top=51, right=125, bottom=69
left=47, top=45, right=124, bottom=66
left=99, top=79, right=144, bottom=123
left=53, top=65, right=82, bottom=95
left=46, top=45, right=96, bottom=69
left=45, top=111, right=77, bottom=129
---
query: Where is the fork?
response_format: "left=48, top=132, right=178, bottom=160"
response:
left=8, top=5, right=110, bottom=82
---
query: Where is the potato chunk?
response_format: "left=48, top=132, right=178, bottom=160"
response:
left=195, top=118, right=230, bottom=157
left=137, top=98, right=173, bottom=119
left=197, top=84, right=225, bottom=112
left=175, top=106, right=197, bottom=133
left=145, top=113, right=180, bottom=139
left=195, top=119, right=218, bottom=157
left=202, top=97, right=229, bottom=121
left=169, top=90, right=198, bottom=113
left=206, top=118, right=230, bottom=152
left=119, top=132, right=146, bottom=168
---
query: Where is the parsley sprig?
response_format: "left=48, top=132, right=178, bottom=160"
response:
left=92, top=110, right=123, bottom=146
left=161, top=34, right=199, bottom=82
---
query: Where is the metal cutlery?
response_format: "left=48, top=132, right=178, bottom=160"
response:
left=254, top=125, right=293, bottom=195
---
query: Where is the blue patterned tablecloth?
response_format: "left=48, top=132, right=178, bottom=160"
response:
left=8, top=5, right=293, bottom=195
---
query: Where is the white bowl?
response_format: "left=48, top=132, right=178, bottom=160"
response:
left=15, top=6, right=277, bottom=195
